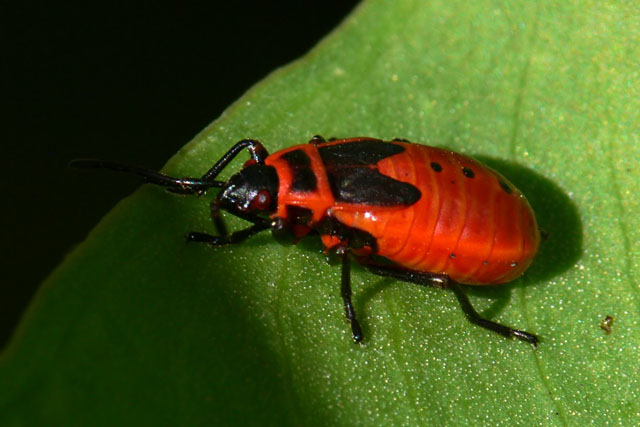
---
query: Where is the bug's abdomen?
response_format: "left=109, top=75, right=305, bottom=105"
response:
left=331, top=143, right=540, bottom=284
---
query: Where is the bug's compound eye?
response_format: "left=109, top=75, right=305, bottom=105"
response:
left=250, top=189, right=272, bottom=211
left=243, top=159, right=258, bottom=168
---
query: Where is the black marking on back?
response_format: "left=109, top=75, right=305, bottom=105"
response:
left=281, top=149, right=317, bottom=192
left=318, top=140, right=420, bottom=206
left=462, top=167, right=475, bottom=178
left=318, top=139, right=405, bottom=166
left=327, top=167, right=421, bottom=206
left=430, top=162, right=442, bottom=172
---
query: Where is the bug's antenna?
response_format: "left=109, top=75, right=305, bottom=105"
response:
left=70, top=159, right=224, bottom=194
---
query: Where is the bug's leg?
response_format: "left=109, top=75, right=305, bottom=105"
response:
left=540, top=228, right=551, bottom=242
left=309, top=135, right=338, bottom=145
left=309, top=135, right=326, bottom=144
left=188, top=222, right=270, bottom=247
left=199, top=139, right=269, bottom=183
left=191, top=197, right=277, bottom=245
left=185, top=196, right=230, bottom=243
left=337, top=248, right=364, bottom=343
left=364, top=264, right=538, bottom=346
left=448, top=282, right=538, bottom=346
left=209, top=199, right=228, bottom=237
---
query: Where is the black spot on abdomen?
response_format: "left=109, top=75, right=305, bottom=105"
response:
left=462, top=167, right=475, bottom=178
left=498, top=178, right=513, bottom=194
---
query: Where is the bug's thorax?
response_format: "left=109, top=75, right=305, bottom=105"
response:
left=264, top=138, right=420, bottom=225
left=265, top=144, right=335, bottom=224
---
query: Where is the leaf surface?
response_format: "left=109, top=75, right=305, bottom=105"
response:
left=2, top=0, right=639, bottom=425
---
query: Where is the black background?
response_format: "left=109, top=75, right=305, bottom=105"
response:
left=2, top=1, right=359, bottom=348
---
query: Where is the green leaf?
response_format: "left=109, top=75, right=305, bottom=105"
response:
left=2, top=0, right=639, bottom=425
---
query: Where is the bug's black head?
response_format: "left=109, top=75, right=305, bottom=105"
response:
left=218, top=164, right=279, bottom=217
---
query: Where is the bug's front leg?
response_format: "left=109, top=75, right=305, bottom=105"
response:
left=187, top=223, right=270, bottom=246
left=187, top=199, right=270, bottom=246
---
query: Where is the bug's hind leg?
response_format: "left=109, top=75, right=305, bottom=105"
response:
left=448, top=282, right=538, bottom=346
left=364, top=264, right=538, bottom=346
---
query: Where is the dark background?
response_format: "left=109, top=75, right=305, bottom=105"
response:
left=1, top=1, right=359, bottom=348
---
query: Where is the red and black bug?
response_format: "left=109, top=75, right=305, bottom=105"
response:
left=73, top=136, right=541, bottom=346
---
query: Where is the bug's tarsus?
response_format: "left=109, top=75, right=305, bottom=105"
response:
left=338, top=248, right=364, bottom=344
left=511, top=330, right=539, bottom=347
left=364, top=264, right=538, bottom=346
left=187, top=232, right=224, bottom=245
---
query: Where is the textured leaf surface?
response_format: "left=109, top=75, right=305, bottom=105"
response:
left=2, top=0, right=639, bottom=425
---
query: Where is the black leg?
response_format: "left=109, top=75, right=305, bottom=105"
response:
left=187, top=222, right=269, bottom=246
left=365, top=264, right=448, bottom=288
left=364, top=264, right=538, bottom=346
left=209, top=199, right=228, bottom=237
left=199, top=139, right=268, bottom=182
left=448, top=282, right=538, bottom=346
left=308, top=135, right=338, bottom=145
left=339, top=250, right=364, bottom=343
left=309, top=135, right=326, bottom=144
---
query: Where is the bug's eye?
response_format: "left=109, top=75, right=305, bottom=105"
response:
left=250, top=189, right=272, bottom=211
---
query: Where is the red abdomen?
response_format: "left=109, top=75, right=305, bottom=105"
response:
left=328, top=142, right=540, bottom=284
left=267, top=139, right=540, bottom=285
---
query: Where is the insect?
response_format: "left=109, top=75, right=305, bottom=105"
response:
left=600, top=315, right=614, bottom=334
left=72, top=136, right=541, bottom=346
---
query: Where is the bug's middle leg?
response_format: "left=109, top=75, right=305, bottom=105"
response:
left=364, top=264, right=538, bottom=346
left=336, top=248, right=364, bottom=343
